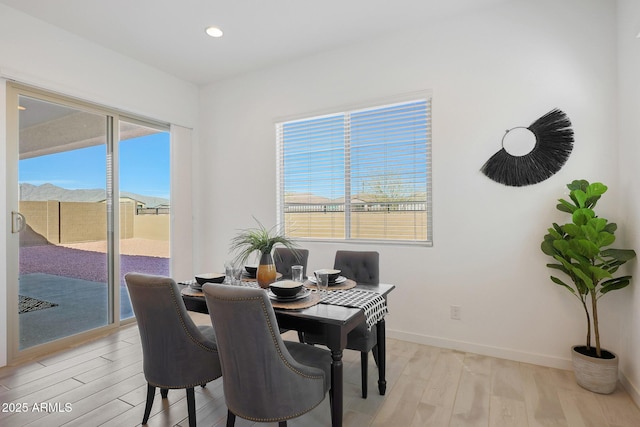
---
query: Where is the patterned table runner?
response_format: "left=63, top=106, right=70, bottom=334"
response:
left=320, top=289, right=388, bottom=329
left=304, top=278, right=356, bottom=291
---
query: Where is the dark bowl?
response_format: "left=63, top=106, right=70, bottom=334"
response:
left=195, top=273, right=225, bottom=285
left=244, top=265, right=257, bottom=277
left=270, top=280, right=303, bottom=297
left=314, top=269, right=341, bottom=283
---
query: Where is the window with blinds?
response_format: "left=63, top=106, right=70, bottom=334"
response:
left=276, top=97, right=432, bottom=244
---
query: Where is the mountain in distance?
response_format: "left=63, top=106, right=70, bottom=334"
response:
left=20, top=183, right=170, bottom=208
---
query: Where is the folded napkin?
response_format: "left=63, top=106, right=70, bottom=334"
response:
left=321, top=289, right=388, bottom=329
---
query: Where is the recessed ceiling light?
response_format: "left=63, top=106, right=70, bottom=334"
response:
left=205, top=26, right=224, bottom=38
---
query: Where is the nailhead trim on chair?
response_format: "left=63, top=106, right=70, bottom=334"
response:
left=169, top=284, right=219, bottom=352
left=211, top=293, right=328, bottom=423
left=142, top=281, right=220, bottom=390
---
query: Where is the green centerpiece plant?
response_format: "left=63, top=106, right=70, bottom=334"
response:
left=541, top=179, right=636, bottom=393
left=230, top=218, right=298, bottom=288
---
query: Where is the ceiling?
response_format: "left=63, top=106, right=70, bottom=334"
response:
left=0, top=0, right=510, bottom=86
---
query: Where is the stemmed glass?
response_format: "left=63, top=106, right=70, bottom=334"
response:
left=225, top=261, right=243, bottom=285
left=231, top=266, right=243, bottom=285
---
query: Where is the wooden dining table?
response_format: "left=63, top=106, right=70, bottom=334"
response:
left=180, top=280, right=395, bottom=427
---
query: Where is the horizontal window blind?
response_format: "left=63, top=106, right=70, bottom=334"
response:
left=277, top=97, right=432, bottom=243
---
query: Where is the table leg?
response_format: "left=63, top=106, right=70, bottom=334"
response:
left=376, top=319, right=387, bottom=395
left=331, top=349, right=343, bottom=427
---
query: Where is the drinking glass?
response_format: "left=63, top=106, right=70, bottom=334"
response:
left=224, top=261, right=234, bottom=284
left=291, top=265, right=304, bottom=282
left=231, top=266, right=243, bottom=285
left=315, top=271, right=329, bottom=297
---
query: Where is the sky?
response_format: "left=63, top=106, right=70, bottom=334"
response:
left=19, top=132, right=170, bottom=199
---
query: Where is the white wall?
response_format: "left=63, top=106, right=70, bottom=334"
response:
left=197, top=0, right=628, bottom=376
left=0, top=4, right=198, bottom=366
left=617, top=0, right=640, bottom=406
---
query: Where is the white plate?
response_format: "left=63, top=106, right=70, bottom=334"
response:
left=267, top=288, right=311, bottom=301
left=308, top=275, right=347, bottom=285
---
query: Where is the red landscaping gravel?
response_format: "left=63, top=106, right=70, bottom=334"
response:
left=20, top=245, right=169, bottom=284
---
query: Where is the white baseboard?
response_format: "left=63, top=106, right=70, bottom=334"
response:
left=619, top=371, right=640, bottom=409
left=387, top=329, right=573, bottom=370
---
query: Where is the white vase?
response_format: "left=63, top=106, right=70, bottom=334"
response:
left=571, top=345, right=618, bottom=394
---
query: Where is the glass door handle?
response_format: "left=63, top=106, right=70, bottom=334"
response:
left=11, top=211, right=26, bottom=233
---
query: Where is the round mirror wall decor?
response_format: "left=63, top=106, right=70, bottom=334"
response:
left=480, top=109, right=574, bottom=187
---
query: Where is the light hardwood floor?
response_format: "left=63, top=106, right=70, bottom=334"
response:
left=1, top=312, right=639, bottom=426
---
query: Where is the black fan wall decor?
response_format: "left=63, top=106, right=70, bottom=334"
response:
left=480, top=109, right=574, bottom=187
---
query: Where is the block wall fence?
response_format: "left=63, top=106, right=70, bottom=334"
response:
left=19, top=201, right=169, bottom=243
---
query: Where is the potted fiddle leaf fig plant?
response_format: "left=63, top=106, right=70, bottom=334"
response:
left=541, top=179, right=636, bottom=394
left=230, top=217, right=298, bottom=288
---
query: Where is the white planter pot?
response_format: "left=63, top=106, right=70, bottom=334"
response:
left=571, top=345, right=618, bottom=394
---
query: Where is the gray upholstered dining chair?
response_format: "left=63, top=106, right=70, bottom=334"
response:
left=274, top=247, right=309, bottom=279
left=124, top=273, right=222, bottom=427
left=202, top=282, right=332, bottom=426
left=305, top=250, right=380, bottom=398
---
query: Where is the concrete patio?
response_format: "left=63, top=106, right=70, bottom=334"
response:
left=18, top=243, right=169, bottom=349
left=19, top=273, right=133, bottom=349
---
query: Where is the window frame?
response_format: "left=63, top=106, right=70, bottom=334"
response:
left=276, top=92, right=433, bottom=246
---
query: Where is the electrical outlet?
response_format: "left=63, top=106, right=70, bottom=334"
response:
left=450, top=305, right=461, bottom=320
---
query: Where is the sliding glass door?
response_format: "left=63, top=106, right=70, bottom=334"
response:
left=16, top=95, right=111, bottom=351
left=6, top=84, right=170, bottom=360
left=118, top=120, right=171, bottom=320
